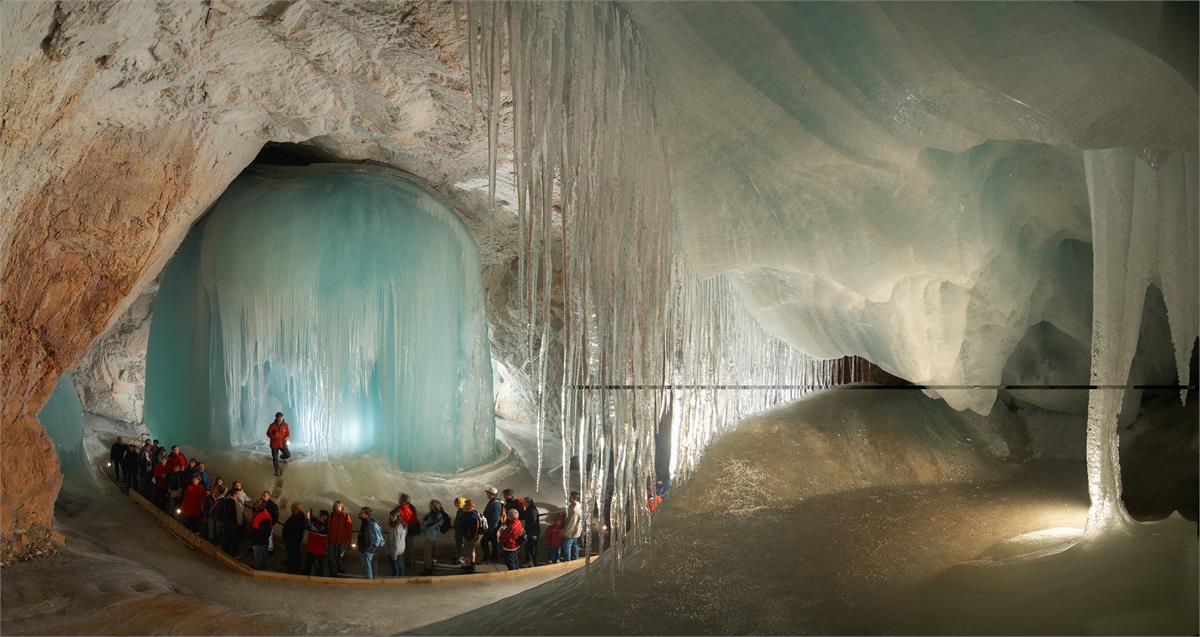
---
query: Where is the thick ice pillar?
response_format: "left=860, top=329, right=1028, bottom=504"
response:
left=1082, top=149, right=1198, bottom=536
left=145, top=164, right=496, bottom=473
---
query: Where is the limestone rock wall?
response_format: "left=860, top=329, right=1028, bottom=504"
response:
left=0, top=0, right=535, bottom=542
left=71, top=280, right=157, bottom=424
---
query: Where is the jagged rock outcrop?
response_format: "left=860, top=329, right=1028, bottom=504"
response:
left=71, top=280, right=157, bottom=423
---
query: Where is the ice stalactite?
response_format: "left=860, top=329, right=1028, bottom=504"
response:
left=145, top=165, right=496, bottom=473
left=464, top=1, right=854, bottom=564
left=1082, top=149, right=1198, bottom=537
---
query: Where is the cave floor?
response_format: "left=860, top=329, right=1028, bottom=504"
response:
left=0, top=485, right=577, bottom=636
left=2, top=462, right=1195, bottom=636
left=413, top=461, right=1199, bottom=636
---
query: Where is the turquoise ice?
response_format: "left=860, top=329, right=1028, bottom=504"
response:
left=145, top=164, right=496, bottom=473
left=38, top=373, right=89, bottom=480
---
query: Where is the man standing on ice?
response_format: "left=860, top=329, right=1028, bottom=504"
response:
left=266, top=411, right=291, bottom=476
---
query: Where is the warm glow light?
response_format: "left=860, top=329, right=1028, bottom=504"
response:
left=106, top=461, right=112, bottom=467
left=175, top=508, right=182, bottom=515
left=351, top=543, right=357, bottom=549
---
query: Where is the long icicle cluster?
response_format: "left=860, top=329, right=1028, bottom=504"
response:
left=463, top=1, right=857, bottom=567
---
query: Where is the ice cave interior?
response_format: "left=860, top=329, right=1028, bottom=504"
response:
left=1, top=1, right=1197, bottom=636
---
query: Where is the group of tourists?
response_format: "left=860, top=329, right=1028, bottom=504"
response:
left=107, top=414, right=590, bottom=579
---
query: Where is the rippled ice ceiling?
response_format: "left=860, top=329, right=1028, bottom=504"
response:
left=626, top=1, right=1198, bottom=415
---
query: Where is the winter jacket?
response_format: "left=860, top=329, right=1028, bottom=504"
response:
left=110, top=442, right=126, bottom=466
left=546, top=513, right=565, bottom=548
left=328, top=510, right=354, bottom=544
left=422, top=510, right=450, bottom=541
left=251, top=509, right=273, bottom=546
left=306, top=519, right=328, bottom=555
left=121, top=449, right=140, bottom=476
left=483, top=499, right=502, bottom=531
left=231, top=491, right=249, bottom=526
left=153, top=464, right=168, bottom=489
left=358, top=517, right=384, bottom=552
left=386, top=522, right=407, bottom=559
left=397, top=503, right=420, bottom=534
left=166, top=471, right=184, bottom=496
left=522, top=503, right=541, bottom=538
left=181, top=483, right=207, bottom=517
left=563, top=501, right=583, bottom=539
left=283, top=512, right=306, bottom=545
left=266, top=421, right=290, bottom=449
left=499, top=519, right=525, bottom=552
left=502, top=498, right=523, bottom=521
left=214, top=497, right=236, bottom=526
left=166, top=451, right=187, bottom=471
left=263, top=500, right=279, bottom=526
left=456, top=510, right=482, bottom=541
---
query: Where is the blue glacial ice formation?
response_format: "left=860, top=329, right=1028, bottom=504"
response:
left=144, top=164, right=496, bottom=473
left=37, top=372, right=89, bottom=480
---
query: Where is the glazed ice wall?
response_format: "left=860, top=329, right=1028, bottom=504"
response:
left=36, top=373, right=89, bottom=481
left=144, top=165, right=496, bottom=473
left=622, top=2, right=1198, bottom=415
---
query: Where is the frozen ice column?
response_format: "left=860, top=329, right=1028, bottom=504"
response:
left=144, top=164, right=497, bottom=473
left=1082, top=149, right=1198, bottom=536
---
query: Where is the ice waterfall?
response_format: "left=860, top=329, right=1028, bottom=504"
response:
left=1082, top=149, right=1198, bottom=536
left=464, top=1, right=848, bottom=562
left=144, top=165, right=496, bottom=473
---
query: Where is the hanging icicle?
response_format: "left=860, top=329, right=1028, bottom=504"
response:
left=462, top=0, right=853, bottom=567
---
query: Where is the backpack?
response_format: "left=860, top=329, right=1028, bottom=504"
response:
left=368, top=520, right=385, bottom=550
left=439, top=511, right=451, bottom=533
left=465, top=512, right=482, bottom=540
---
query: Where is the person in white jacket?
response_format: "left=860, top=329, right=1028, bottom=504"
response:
left=561, top=491, right=583, bottom=561
left=386, top=510, right=408, bottom=577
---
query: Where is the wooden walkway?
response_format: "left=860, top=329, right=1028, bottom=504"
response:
left=105, top=466, right=591, bottom=586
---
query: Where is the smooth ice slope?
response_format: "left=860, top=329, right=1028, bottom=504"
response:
left=145, top=164, right=495, bottom=473
left=37, top=373, right=89, bottom=480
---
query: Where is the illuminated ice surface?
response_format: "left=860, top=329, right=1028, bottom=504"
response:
left=463, top=1, right=1198, bottom=555
left=37, top=373, right=89, bottom=480
left=415, top=390, right=1198, bottom=636
left=144, top=165, right=496, bottom=473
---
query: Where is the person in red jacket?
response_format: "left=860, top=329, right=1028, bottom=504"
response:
left=250, top=501, right=273, bottom=569
left=266, top=412, right=291, bottom=476
left=180, top=474, right=207, bottom=534
left=165, top=445, right=187, bottom=471
left=545, top=512, right=565, bottom=563
left=326, top=500, right=354, bottom=575
left=391, top=493, right=419, bottom=569
left=303, top=509, right=329, bottom=576
left=499, top=508, right=525, bottom=571
left=152, top=456, right=170, bottom=512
